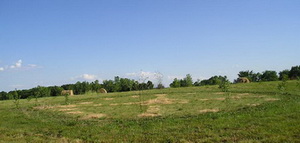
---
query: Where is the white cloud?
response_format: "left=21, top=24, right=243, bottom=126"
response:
left=167, top=75, right=184, bottom=80
left=28, top=64, right=37, bottom=68
left=0, top=67, right=4, bottom=71
left=72, top=74, right=98, bottom=81
left=126, top=71, right=164, bottom=84
left=10, top=60, right=22, bottom=69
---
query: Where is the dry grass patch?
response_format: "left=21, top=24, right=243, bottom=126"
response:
left=247, top=103, right=260, bottom=107
left=198, top=98, right=225, bottom=101
left=138, top=105, right=161, bottom=118
left=109, top=103, right=119, bottom=106
left=237, top=93, right=250, bottom=96
left=214, top=92, right=225, bottom=95
left=103, top=98, right=114, bottom=100
left=33, top=105, right=55, bottom=110
left=122, top=102, right=138, bottom=105
left=155, top=94, right=167, bottom=97
left=81, top=114, right=106, bottom=120
left=143, top=97, right=173, bottom=105
left=199, top=109, right=220, bottom=113
left=231, top=96, right=242, bottom=99
left=66, top=111, right=83, bottom=114
left=57, top=105, right=77, bottom=108
left=187, top=93, right=196, bottom=95
left=58, top=108, right=77, bottom=111
left=131, top=96, right=139, bottom=98
left=79, top=102, right=93, bottom=105
left=93, top=104, right=102, bottom=107
left=265, top=98, right=280, bottom=101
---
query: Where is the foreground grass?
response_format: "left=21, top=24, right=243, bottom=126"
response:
left=0, top=81, right=299, bottom=142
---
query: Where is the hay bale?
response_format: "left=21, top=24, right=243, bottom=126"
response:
left=99, top=88, right=107, bottom=93
left=61, top=90, right=74, bottom=96
left=238, top=77, right=250, bottom=83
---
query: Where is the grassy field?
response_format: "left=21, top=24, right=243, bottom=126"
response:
left=0, top=81, right=299, bottom=142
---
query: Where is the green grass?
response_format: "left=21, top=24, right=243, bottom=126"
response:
left=0, top=81, right=299, bottom=142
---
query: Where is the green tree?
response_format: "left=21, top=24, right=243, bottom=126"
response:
left=170, top=78, right=181, bottom=88
left=180, top=74, right=193, bottom=87
left=289, top=65, right=300, bottom=79
left=102, top=80, right=115, bottom=92
left=237, top=70, right=261, bottom=82
left=279, top=69, right=290, bottom=80
left=146, top=81, right=154, bottom=89
left=261, top=70, right=278, bottom=81
left=0, top=91, right=8, bottom=100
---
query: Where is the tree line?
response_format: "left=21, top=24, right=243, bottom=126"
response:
left=0, top=76, right=156, bottom=101
left=1, top=65, right=299, bottom=100
left=170, top=65, right=300, bottom=88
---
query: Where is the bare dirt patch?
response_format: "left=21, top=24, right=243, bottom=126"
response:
left=103, top=98, right=114, bottom=100
left=66, top=111, right=83, bottom=114
left=79, top=102, right=93, bottom=105
left=199, top=109, right=219, bottom=113
left=81, top=114, right=106, bottom=120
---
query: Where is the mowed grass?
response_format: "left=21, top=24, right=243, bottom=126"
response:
left=0, top=81, right=299, bottom=142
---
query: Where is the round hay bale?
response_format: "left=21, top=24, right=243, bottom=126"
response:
left=99, top=88, right=107, bottom=93
left=238, top=77, right=250, bottom=83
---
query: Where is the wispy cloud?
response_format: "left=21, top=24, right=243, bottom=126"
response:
left=167, top=75, right=184, bottom=80
left=126, top=71, right=163, bottom=83
left=72, top=74, right=99, bottom=81
left=0, top=60, right=40, bottom=71
left=10, top=60, right=22, bottom=69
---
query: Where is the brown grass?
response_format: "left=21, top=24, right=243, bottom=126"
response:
left=199, top=98, right=225, bottom=101
left=247, top=103, right=260, bottom=107
left=81, top=114, right=106, bottom=120
left=199, top=109, right=219, bottom=113
left=79, top=102, right=93, bottom=105
left=237, top=93, right=250, bottom=96
left=57, top=105, right=77, bottom=108
left=109, top=103, right=119, bottom=106
left=58, top=108, right=77, bottom=111
left=214, top=92, right=225, bottom=95
left=138, top=105, right=161, bottom=117
left=103, top=98, right=114, bottom=100
left=231, top=96, right=241, bottom=99
left=187, top=93, right=196, bottom=95
left=93, top=104, right=102, bottom=107
left=131, top=96, right=139, bottom=98
left=265, top=98, right=280, bottom=101
left=66, top=111, right=83, bottom=114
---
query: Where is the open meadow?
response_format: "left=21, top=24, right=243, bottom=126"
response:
left=0, top=81, right=299, bottom=142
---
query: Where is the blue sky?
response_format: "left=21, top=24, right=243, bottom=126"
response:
left=1, top=0, right=299, bottom=91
